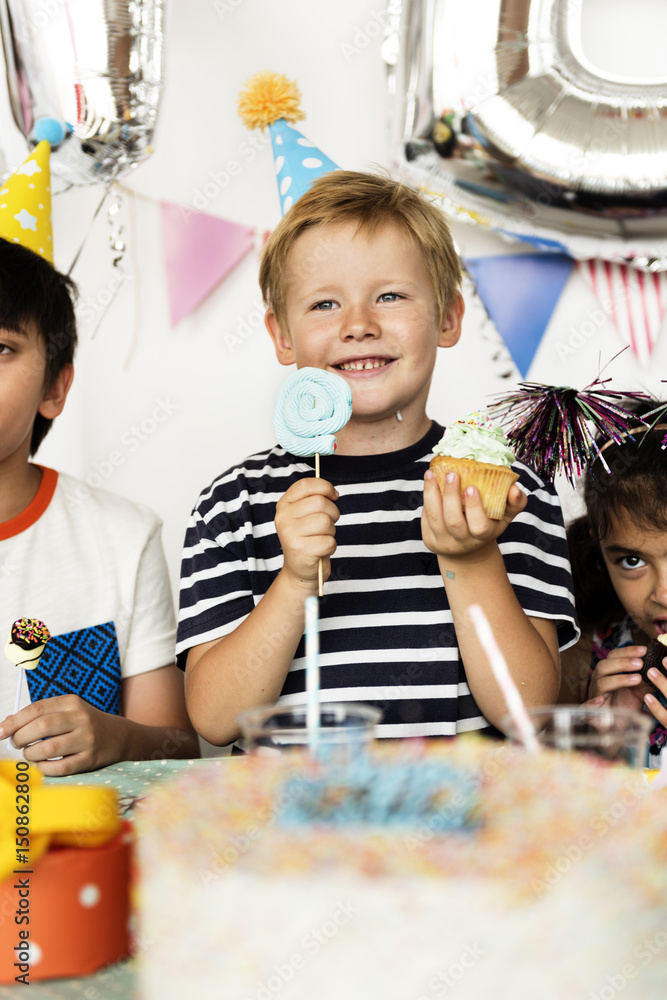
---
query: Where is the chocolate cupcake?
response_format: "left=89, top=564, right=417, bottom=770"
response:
left=641, top=637, right=667, bottom=686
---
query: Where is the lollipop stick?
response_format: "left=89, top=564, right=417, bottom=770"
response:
left=305, top=595, right=320, bottom=754
left=315, top=452, right=324, bottom=597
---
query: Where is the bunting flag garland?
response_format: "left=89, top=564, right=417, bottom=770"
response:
left=161, top=202, right=255, bottom=327
left=464, top=253, right=575, bottom=378
left=578, top=260, right=667, bottom=367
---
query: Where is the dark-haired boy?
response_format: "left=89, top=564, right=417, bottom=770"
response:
left=0, top=145, right=197, bottom=773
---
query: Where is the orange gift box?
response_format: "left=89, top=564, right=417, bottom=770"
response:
left=0, top=762, right=132, bottom=983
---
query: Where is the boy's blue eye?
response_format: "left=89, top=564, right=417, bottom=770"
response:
left=312, top=301, right=336, bottom=311
left=378, top=292, right=402, bottom=303
left=618, top=554, right=646, bottom=570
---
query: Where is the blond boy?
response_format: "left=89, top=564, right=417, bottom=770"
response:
left=178, top=172, right=577, bottom=748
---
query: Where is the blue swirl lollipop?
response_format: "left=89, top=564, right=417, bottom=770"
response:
left=274, top=367, right=352, bottom=457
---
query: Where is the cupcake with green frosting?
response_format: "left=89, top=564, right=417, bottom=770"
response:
left=430, top=411, right=519, bottom=519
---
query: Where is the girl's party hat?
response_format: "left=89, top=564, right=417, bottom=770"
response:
left=0, top=141, right=53, bottom=262
left=237, top=71, right=340, bottom=215
left=488, top=364, right=650, bottom=487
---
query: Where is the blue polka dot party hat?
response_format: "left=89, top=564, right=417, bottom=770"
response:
left=0, top=141, right=53, bottom=262
left=238, top=71, right=340, bottom=215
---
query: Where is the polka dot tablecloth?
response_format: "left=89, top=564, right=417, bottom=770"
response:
left=0, top=757, right=229, bottom=1000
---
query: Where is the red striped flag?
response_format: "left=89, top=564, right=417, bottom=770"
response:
left=578, top=259, right=667, bottom=366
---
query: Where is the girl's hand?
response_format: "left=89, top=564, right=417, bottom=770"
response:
left=0, top=695, right=125, bottom=776
left=422, top=471, right=526, bottom=560
left=587, top=645, right=651, bottom=713
left=274, top=476, right=340, bottom=589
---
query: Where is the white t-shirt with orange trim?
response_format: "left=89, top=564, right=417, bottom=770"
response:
left=1, top=467, right=176, bottom=720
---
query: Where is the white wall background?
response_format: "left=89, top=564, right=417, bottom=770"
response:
left=3, top=0, right=667, bottom=604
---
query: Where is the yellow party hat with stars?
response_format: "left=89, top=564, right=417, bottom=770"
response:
left=0, top=141, right=53, bottom=263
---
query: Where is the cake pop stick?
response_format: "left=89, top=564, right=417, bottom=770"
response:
left=4, top=618, right=51, bottom=719
left=273, top=367, right=352, bottom=596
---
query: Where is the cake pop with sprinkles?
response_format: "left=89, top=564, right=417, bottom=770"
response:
left=5, top=618, right=51, bottom=669
left=5, top=618, right=51, bottom=721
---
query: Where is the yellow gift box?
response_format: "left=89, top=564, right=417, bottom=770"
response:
left=0, top=761, right=131, bottom=983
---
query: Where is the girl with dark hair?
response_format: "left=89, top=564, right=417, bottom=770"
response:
left=561, top=405, right=667, bottom=765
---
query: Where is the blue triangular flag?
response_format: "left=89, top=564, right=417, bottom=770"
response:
left=465, top=253, right=574, bottom=376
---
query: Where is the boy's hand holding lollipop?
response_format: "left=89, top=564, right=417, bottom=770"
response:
left=273, top=367, right=351, bottom=596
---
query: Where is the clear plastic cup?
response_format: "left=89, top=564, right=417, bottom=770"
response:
left=504, top=705, right=653, bottom=767
left=238, top=701, right=381, bottom=757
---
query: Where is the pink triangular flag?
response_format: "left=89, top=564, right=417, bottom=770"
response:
left=578, top=260, right=667, bottom=366
left=161, top=202, right=255, bottom=327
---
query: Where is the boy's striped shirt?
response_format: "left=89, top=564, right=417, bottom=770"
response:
left=177, top=423, right=578, bottom=744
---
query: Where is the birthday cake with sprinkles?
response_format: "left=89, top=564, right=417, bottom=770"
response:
left=135, top=738, right=667, bottom=1000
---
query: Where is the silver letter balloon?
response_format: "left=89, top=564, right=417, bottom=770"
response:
left=388, top=0, right=667, bottom=267
left=0, top=0, right=164, bottom=190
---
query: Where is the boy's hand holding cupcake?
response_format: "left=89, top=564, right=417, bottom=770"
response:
left=423, top=411, right=526, bottom=559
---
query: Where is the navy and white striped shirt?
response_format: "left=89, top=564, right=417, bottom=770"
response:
left=177, top=423, right=578, bottom=740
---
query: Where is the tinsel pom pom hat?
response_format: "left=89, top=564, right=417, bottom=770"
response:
left=488, top=373, right=651, bottom=487
left=238, top=71, right=340, bottom=215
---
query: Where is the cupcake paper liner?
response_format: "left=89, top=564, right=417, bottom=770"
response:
left=641, top=640, right=667, bottom=686
left=430, top=456, right=519, bottom=520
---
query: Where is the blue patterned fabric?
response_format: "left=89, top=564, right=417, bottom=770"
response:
left=26, top=622, right=122, bottom=715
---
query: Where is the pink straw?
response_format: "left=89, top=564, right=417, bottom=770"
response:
left=468, top=604, right=540, bottom=754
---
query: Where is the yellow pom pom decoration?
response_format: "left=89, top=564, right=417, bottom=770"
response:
left=237, top=71, right=306, bottom=130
